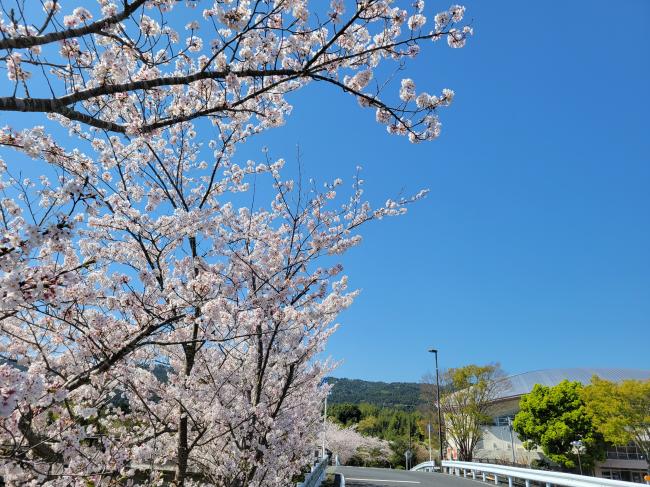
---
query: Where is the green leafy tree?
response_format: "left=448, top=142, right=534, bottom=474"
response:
left=442, top=364, right=505, bottom=461
left=328, top=403, right=362, bottom=426
left=357, top=416, right=380, bottom=436
left=327, top=378, right=421, bottom=409
left=389, top=437, right=418, bottom=469
left=513, top=380, right=606, bottom=471
left=326, top=399, right=428, bottom=466
left=358, top=402, right=381, bottom=418
left=582, top=377, right=650, bottom=473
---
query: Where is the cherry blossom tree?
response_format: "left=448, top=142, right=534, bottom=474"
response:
left=0, top=0, right=470, bottom=142
left=0, top=126, right=425, bottom=485
left=325, top=421, right=390, bottom=466
left=0, top=0, right=471, bottom=485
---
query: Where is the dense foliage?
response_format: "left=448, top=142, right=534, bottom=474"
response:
left=513, top=380, right=606, bottom=472
left=327, top=402, right=431, bottom=467
left=327, top=378, right=422, bottom=409
left=329, top=402, right=422, bottom=441
left=582, top=377, right=650, bottom=473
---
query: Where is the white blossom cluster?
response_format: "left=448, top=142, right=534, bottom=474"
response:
left=0, top=0, right=471, bottom=143
left=325, top=420, right=391, bottom=465
left=0, top=117, right=428, bottom=485
left=0, top=0, right=465, bottom=484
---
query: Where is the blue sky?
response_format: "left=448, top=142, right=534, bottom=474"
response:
left=262, top=0, right=650, bottom=381
left=4, top=1, right=649, bottom=382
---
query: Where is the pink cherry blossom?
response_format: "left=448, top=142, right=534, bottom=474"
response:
left=0, top=0, right=466, bottom=483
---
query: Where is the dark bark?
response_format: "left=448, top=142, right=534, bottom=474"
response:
left=174, top=236, right=200, bottom=486
left=0, top=0, right=148, bottom=50
left=64, top=314, right=183, bottom=392
left=17, top=408, right=64, bottom=464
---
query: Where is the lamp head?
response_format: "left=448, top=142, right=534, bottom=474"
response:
left=428, top=349, right=438, bottom=353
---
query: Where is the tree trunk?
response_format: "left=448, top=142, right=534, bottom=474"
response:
left=175, top=236, right=200, bottom=485
left=174, top=341, right=197, bottom=485
left=175, top=413, right=189, bottom=485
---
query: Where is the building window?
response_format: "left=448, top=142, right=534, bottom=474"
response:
left=494, top=415, right=514, bottom=427
left=600, top=469, right=645, bottom=483
left=606, top=444, right=646, bottom=461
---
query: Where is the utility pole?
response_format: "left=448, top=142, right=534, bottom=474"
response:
left=322, top=393, right=327, bottom=459
left=428, top=423, right=432, bottom=463
left=408, top=415, right=412, bottom=470
left=429, top=349, right=444, bottom=465
left=507, top=417, right=516, bottom=464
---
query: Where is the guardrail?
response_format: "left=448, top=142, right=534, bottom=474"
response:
left=411, top=460, right=439, bottom=472
left=296, top=457, right=328, bottom=487
left=441, top=460, right=643, bottom=487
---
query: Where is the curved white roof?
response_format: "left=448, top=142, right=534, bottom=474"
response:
left=492, top=368, right=650, bottom=400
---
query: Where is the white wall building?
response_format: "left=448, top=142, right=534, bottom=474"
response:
left=447, top=368, right=650, bottom=483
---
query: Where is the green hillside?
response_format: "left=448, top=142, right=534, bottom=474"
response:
left=326, top=377, right=422, bottom=410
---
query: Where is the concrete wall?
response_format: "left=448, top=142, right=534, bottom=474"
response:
left=473, top=425, right=542, bottom=465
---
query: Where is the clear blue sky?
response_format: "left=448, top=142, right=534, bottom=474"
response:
left=250, top=0, right=650, bottom=381
left=5, top=1, right=649, bottom=382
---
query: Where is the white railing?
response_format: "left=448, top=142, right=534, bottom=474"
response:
left=296, top=457, right=328, bottom=487
left=441, top=460, right=643, bottom=487
left=411, top=460, right=439, bottom=472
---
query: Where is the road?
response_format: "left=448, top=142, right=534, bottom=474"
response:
left=332, top=466, right=482, bottom=487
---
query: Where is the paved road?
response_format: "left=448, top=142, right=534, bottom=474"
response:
left=331, top=466, right=482, bottom=487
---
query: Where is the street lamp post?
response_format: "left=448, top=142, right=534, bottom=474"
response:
left=571, top=440, right=584, bottom=475
left=428, top=348, right=444, bottom=465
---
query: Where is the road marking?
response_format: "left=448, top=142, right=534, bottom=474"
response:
left=346, top=479, right=420, bottom=484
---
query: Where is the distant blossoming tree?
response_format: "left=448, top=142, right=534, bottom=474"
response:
left=0, top=0, right=471, bottom=485
left=325, top=421, right=390, bottom=465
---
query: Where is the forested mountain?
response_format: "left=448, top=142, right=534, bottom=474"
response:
left=326, top=377, right=422, bottom=410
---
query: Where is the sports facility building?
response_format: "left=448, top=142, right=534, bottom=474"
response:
left=451, top=368, right=650, bottom=483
